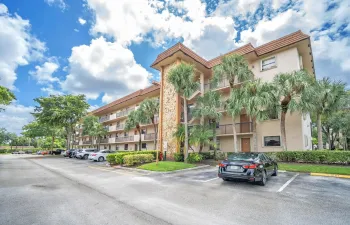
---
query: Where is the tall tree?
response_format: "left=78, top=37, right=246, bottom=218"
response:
left=304, top=78, right=346, bottom=150
left=212, top=54, right=254, bottom=88
left=226, top=88, right=244, bottom=153
left=192, top=91, right=222, bottom=158
left=189, top=125, right=214, bottom=153
left=124, top=109, right=147, bottom=151
left=23, top=121, right=63, bottom=151
left=168, top=62, right=199, bottom=160
left=83, top=115, right=108, bottom=150
left=0, top=84, right=16, bottom=111
left=272, top=70, right=313, bottom=151
left=139, top=98, right=159, bottom=150
left=240, top=79, right=273, bottom=151
left=7, top=133, right=17, bottom=150
left=0, top=128, right=7, bottom=145
left=33, top=95, right=89, bottom=150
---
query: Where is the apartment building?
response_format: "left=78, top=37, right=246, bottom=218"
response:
left=77, top=30, right=313, bottom=154
left=76, top=82, right=160, bottom=151
left=152, top=30, right=314, bottom=155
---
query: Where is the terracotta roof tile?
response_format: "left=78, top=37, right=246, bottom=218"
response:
left=91, top=83, right=160, bottom=114
left=255, top=30, right=309, bottom=56
left=151, top=30, right=310, bottom=69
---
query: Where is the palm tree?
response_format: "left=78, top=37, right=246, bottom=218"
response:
left=139, top=98, right=159, bottom=150
left=226, top=88, right=244, bottom=152
left=213, top=54, right=253, bottom=88
left=272, top=70, right=313, bottom=151
left=189, top=125, right=214, bottom=153
left=124, top=109, right=147, bottom=151
left=241, top=79, right=274, bottom=151
left=167, top=63, right=199, bottom=160
left=83, top=115, right=107, bottom=150
left=192, top=91, right=222, bottom=158
left=304, top=78, right=346, bottom=150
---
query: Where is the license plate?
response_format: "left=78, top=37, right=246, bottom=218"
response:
left=228, top=166, right=240, bottom=170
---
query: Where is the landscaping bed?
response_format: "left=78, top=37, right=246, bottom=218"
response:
left=279, top=163, right=350, bottom=175
left=137, top=161, right=195, bottom=172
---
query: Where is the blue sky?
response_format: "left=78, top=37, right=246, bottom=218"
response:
left=0, top=0, right=349, bottom=134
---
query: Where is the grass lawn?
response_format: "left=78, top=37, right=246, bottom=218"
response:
left=138, top=161, right=195, bottom=172
left=279, top=163, right=350, bottom=175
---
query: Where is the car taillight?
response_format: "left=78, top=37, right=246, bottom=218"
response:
left=92, top=154, right=96, bottom=156
left=219, top=163, right=226, bottom=167
left=243, top=164, right=258, bottom=169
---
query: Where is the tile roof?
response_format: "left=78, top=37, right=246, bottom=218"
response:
left=91, top=83, right=160, bottom=114
left=151, top=30, right=310, bottom=69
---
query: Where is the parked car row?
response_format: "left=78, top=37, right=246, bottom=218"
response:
left=64, top=148, right=115, bottom=162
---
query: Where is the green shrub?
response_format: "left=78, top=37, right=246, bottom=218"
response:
left=114, top=150, right=159, bottom=164
left=123, top=154, right=154, bottom=166
left=270, top=151, right=350, bottom=165
left=0, top=149, right=6, bottom=154
left=199, top=152, right=214, bottom=160
left=106, top=154, right=117, bottom=164
left=187, top=153, right=203, bottom=163
left=174, top=153, right=184, bottom=162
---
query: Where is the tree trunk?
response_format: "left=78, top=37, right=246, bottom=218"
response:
left=97, top=137, right=100, bottom=151
left=213, top=119, right=217, bottom=160
left=138, top=129, right=142, bottom=151
left=252, top=117, right=258, bottom=151
left=51, top=136, right=55, bottom=152
left=280, top=110, right=288, bottom=151
left=184, top=98, right=189, bottom=161
left=199, top=144, right=203, bottom=153
left=233, top=118, right=238, bottom=153
left=153, top=122, right=158, bottom=164
left=317, top=113, right=323, bottom=150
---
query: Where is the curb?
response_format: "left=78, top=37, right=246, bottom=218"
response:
left=310, top=173, right=350, bottom=179
left=112, top=164, right=211, bottom=175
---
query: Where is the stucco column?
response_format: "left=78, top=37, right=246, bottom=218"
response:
left=200, top=72, right=205, bottom=125
left=158, top=66, right=164, bottom=152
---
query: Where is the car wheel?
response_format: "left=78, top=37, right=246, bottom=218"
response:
left=272, top=166, right=278, bottom=176
left=83, top=154, right=88, bottom=160
left=98, top=156, right=104, bottom=162
left=222, top=178, right=229, bottom=181
left=259, top=171, right=267, bottom=186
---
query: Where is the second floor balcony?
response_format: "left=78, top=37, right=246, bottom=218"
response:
left=216, top=122, right=253, bottom=135
left=115, top=136, right=134, bottom=142
left=99, top=138, right=109, bottom=144
left=83, top=140, right=92, bottom=145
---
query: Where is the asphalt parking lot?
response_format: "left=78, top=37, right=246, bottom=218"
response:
left=1, top=154, right=350, bottom=225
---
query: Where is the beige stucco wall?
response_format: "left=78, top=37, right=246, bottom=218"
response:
left=301, top=113, right=312, bottom=150
left=251, top=47, right=300, bottom=81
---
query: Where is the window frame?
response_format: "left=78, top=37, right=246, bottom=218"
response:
left=261, top=56, right=277, bottom=71
left=263, top=136, right=281, bottom=147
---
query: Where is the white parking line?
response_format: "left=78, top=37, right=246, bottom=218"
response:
left=194, top=177, right=219, bottom=183
left=277, top=173, right=299, bottom=192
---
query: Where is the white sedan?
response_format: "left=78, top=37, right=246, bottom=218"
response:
left=88, top=150, right=115, bottom=162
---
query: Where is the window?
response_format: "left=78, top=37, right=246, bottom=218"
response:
left=124, top=132, right=128, bottom=137
left=142, top=143, right=147, bottom=149
left=304, top=135, right=308, bottom=147
left=261, top=56, right=276, bottom=71
left=141, top=129, right=146, bottom=134
left=263, top=136, right=281, bottom=147
left=124, top=144, right=128, bottom=150
left=116, top=146, right=119, bottom=151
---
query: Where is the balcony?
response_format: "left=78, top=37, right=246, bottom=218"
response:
left=72, top=141, right=79, bottom=145
left=115, top=136, right=134, bottom=142
left=83, top=140, right=92, bottom=145
left=144, top=133, right=156, bottom=141
left=216, top=122, right=253, bottom=135
left=116, top=124, right=124, bottom=130
left=116, top=108, right=135, bottom=119
left=99, top=138, right=109, bottom=144
left=99, top=116, right=109, bottom=123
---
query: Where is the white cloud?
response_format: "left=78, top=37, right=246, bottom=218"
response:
left=78, top=17, right=86, bottom=25
left=29, top=57, right=60, bottom=84
left=74, top=28, right=79, bottom=32
left=0, top=103, right=34, bottom=135
left=88, top=104, right=100, bottom=112
left=44, top=0, right=67, bottom=10
left=41, top=84, right=64, bottom=95
left=0, top=3, right=46, bottom=90
left=61, top=37, right=151, bottom=103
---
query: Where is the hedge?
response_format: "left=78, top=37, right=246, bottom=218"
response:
left=106, top=150, right=159, bottom=165
left=187, top=153, right=203, bottom=163
left=266, top=151, right=350, bottom=165
left=174, top=153, right=184, bottom=162
left=123, top=154, right=154, bottom=166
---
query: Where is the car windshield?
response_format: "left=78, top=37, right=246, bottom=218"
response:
left=228, top=153, right=259, bottom=161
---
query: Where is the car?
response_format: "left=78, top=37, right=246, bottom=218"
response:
left=61, top=150, right=66, bottom=156
left=218, top=152, right=278, bottom=186
left=51, top=149, right=63, bottom=155
left=76, top=149, right=97, bottom=160
left=18, top=151, right=25, bottom=154
left=88, top=150, right=115, bottom=162
left=25, top=150, right=32, bottom=154
left=41, top=151, right=48, bottom=155
left=36, top=151, right=42, bottom=155
left=12, top=151, right=19, bottom=154
left=66, top=149, right=76, bottom=158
